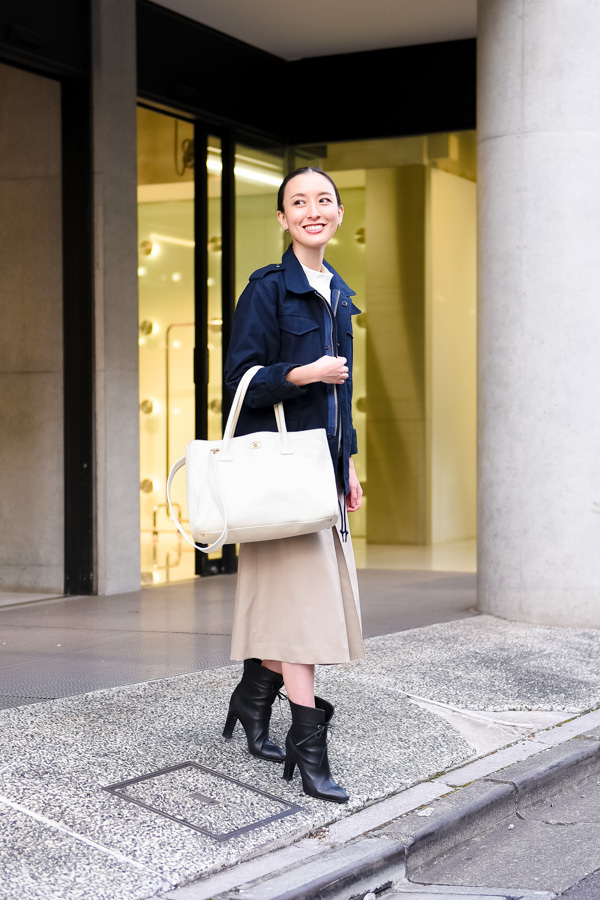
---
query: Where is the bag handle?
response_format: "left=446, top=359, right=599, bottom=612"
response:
left=221, top=366, right=292, bottom=459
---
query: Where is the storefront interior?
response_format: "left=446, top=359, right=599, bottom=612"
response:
left=137, top=107, right=477, bottom=585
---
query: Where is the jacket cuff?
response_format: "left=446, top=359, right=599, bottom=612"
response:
left=351, top=428, right=358, bottom=455
left=265, top=363, right=305, bottom=401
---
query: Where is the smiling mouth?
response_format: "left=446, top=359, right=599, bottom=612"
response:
left=303, top=224, right=326, bottom=233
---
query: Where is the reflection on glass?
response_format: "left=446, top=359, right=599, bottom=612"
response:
left=137, top=114, right=289, bottom=584
left=138, top=107, right=196, bottom=585
left=235, top=144, right=284, bottom=299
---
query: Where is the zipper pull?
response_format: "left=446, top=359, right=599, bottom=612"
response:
left=332, top=289, right=341, bottom=317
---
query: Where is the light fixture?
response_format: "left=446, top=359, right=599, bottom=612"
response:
left=140, top=239, right=161, bottom=257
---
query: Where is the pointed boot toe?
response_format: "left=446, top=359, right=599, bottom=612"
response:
left=283, top=696, right=348, bottom=803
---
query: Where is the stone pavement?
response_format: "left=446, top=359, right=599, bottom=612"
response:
left=0, top=614, right=599, bottom=899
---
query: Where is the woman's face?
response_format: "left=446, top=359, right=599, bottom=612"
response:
left=277, top=172, right=343, bottom=255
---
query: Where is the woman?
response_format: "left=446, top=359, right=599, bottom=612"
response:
left=222, top=167, right=364, bottom=803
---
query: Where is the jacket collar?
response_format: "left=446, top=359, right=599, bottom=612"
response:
left=281, top=244, right=355, bottom=297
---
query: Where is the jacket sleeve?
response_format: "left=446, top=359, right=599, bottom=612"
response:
left=224, top=278, right=306, bottom=407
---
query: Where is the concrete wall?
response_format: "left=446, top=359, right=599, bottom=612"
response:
left=0, top=64, right=64, bottom=592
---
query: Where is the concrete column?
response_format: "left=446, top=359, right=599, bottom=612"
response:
left=92, top=0, right=140, bottom=594
left=0, top=64, right=64, bottom=592
left=477, top=0, right=600, bottom=626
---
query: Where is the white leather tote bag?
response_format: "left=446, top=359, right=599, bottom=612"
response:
left=167, top=365, right=340, bottom=553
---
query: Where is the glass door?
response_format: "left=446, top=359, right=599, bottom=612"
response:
left=137, top=108, right=285, bottom=585
left=137, top=107, right=196, bottom=584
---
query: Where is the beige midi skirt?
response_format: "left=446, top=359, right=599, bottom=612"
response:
left=230, top=504, right=365, bottom=665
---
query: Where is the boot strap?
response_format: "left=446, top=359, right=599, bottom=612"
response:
left=295, top=724, right=327, bottom=747
left=294, top=723, right=331, bottom=766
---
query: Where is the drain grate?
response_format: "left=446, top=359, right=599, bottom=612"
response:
left=103, top=761, right=303, bottom=842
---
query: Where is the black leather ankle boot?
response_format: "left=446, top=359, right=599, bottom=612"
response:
left=283, top=696, right=348, bottom=803
left=222, top=658, right=285, bottom=761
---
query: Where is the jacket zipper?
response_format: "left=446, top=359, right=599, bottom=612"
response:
left=316, top=289, right=341, bottom=446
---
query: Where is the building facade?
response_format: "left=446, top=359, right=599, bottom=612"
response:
left=1, top=0, right=598, bottom=627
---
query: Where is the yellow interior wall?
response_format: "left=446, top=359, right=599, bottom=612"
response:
left=365, top=166, right=427, bottom=544
left=427, top=167, right=477, bottom=543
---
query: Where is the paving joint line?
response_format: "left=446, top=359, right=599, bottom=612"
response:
left=0, top=793, right=172, bottom=885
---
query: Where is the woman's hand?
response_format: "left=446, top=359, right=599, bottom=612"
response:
left=313, top=355, right=348, bottom=384
left=346, top=457, right=363, bottom=512
left=286, top=355, right=348, bottom=386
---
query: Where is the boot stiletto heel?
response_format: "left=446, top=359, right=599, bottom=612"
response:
left=222, top=710, right=238, bottom=740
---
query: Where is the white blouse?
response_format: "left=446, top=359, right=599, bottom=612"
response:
left=301, top=262, right=333, bottom=305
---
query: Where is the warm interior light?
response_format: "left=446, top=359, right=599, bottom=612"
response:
left=149, top=232, right=195, bottom=248
left=206, top=151, right=282, bottom=188
left=234, top=164, right=281, bottom=188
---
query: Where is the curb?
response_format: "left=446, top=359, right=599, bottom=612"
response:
left=388, top=733, right=600, bottom=878
left=213, top=837, right=407, bottom=900
left=166, top=719, right=600, bottom=900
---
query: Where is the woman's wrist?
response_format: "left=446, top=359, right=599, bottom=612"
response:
left=286, top=364, right=315, bottom=386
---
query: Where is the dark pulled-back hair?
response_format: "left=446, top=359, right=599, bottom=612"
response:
left=277, top=166, right=342, bottom=212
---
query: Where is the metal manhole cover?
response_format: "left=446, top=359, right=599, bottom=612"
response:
left=103, top=762, right=303, bottom=842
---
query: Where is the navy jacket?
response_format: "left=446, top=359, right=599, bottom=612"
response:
left=224, top=245, right=360, bottom=495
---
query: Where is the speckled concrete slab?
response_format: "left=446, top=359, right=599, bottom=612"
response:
left=0, top=802, right=169, bottom=899
left=0, top=667, right=469, bottom=898
left=0, top=616, right=598, bottom=899
left=343, top=616, right=600, bottom=712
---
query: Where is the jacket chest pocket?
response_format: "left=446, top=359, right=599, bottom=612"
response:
left=278, top=315, right=322, bottom=361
